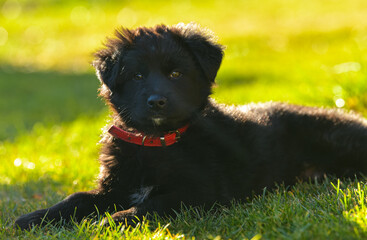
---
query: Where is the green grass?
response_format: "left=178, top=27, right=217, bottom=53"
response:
left=1, top=0, right=367, bottom=239
left=0, top=70, right=105, bottom=140
left=4, top=179, right=367, bottom=239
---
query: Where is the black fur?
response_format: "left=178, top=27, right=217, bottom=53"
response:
left=15, top=23, right=367, bottom=230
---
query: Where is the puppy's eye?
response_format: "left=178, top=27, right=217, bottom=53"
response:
left=169, top=71, right=182, bottom=79
left=134, top=73, right=143, bottom=81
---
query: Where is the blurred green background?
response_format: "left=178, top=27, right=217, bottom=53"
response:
left=1, top=0, right=367, bottom=141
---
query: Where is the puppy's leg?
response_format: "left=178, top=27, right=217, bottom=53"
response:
left=14, top=190, right=116, bottom=230
left=103, top=189, right=216, bottom=226
left=306, top=119, right=367, bottom=177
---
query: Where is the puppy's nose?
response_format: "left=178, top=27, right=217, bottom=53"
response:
left=147, top=95, right=167, bottom=109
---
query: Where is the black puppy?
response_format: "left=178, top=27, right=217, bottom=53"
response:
left=15, top=23, right=367, bottom=230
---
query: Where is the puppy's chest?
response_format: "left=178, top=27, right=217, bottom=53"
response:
left=129, top=186, right=154, bottom=205
left=124, top=149, right=176, bottom=205
left=117, top=145, right=201, bottom=205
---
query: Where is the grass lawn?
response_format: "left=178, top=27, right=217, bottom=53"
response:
left=1, top=0, right=367, bottom=239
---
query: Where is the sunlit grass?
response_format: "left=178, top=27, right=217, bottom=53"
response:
left=1, top=0, right=367, bottom=239
left=0, top=115, right=105, bottom=187
left=1, top=0, right=367, bottom=72
left=333, top=180, right=367, bottom=235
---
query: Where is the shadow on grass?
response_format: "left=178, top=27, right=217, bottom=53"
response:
left=216, top=72, right=259, bottom=87
left=0, top=177, right=69, bottom=229
left=0, top=68, right=107, bottom=141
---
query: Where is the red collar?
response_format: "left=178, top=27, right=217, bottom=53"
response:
left=108, top=124, right=189, bottom=147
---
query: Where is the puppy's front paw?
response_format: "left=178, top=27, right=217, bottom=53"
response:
left=14, top=209, right=49, bottom=230
left=101, top=207, right=140, bottom=228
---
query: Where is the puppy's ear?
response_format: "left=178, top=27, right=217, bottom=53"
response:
left=93, top=55, right=121, bottom=91
left=173, top=23, right=224, bottom=82
left=93, top=27, right=134, bottom=90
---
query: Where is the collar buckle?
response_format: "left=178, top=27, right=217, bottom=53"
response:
left=160, top=137, right=166, bottom=147
left=141, top=136, right=147, bottom=146
left=174, top=130, right=181, bottom=140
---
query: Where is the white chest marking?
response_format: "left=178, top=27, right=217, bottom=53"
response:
left=129, top=186, right=153, bottom=205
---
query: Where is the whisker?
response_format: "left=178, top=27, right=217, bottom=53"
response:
left=117, top=107, right=133, bottom=124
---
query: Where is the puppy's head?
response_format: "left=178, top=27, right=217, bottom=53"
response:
left=93, top=23, right=224, bottom=135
